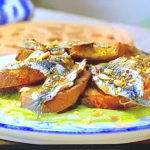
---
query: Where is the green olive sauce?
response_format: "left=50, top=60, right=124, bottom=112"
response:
left=0, top=91, right=150, bottom=125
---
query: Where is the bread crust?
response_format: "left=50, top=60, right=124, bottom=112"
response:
left=0, top=68, right=45, bottom=88
left=67, top=42, right=136, bottom=62
left=82, top=75, right=150, bottom=110
left=82, top=86, right=137, bottom=110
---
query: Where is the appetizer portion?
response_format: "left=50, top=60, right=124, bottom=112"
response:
left=1, top=38, right=150, bottom=119
left=20, top=69, right=90, bottom=113
left=62, top=41, right=137, bottom=62
left=0, top=39, right=91, bottom=116
left=16, top=39, right=65, bottom=61
left=21, top=58, right=87, bottom=115
left=0, top=67, right=45, bottom=88
left=82, top=56, right=150, bottom=109
left=16, top=39, right=142, bottom=62
left=82, top=86, right=137, bottom=110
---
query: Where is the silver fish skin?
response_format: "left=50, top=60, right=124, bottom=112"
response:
left=4, top=59, right=57, bottom=77
left=22, top=39, right=66, bottom=55
left=91, top=57, right=150, bottom=107
left=22, top=39, right=46, bottom=51
left=4, top=51, right=74, bottom=76
left=23, top=59, right=86, bottom=116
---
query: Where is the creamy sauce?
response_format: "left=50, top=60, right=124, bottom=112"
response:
left=1, top=91, right=150, bottom=125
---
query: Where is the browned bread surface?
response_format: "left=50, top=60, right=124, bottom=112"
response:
left=82, top=74, right=150, bottom=110
left=0, top=68, right=45, bottom=88
left=67, top=42, right=136, bottom=62
left=82, top=86, right=137, bottom=110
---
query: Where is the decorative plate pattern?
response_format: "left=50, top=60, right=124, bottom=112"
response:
left=0, top=113, right=150, bottom=134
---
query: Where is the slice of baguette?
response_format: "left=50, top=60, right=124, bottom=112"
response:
left=0, top=68, right=45, bottom=88
left=82, top=74, right=150, bottom=110
left=16, top=41, right=139, bottom=63
left=82, top=86, right=137, bottom=110
left=66, top=42, right=136, bottom=62
left=20, top=70, right=91, bottom=113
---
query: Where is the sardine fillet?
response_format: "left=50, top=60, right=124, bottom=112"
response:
left=0, top=68, right=45, bottom=88
left=20, top=70, right=91, bottom=113
left=82, top=76, right=150, bottom=110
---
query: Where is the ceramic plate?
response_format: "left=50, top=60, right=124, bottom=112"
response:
left=0, top=54, right=150, bottom=144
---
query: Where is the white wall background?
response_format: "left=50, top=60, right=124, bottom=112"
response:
left=32, top=0, right=150, bottom=27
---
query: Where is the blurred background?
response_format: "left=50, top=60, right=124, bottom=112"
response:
left=0, top=0, right=150, bottom=28
left=31, top=0, right=150, bottom=28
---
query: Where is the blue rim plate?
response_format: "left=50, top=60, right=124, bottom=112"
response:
left=1, top=116, right=150, bottom=134
left=0, top=54, right=150, bottom=144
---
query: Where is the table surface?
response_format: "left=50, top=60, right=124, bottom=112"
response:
left=1, top=7, right=150, bottom=144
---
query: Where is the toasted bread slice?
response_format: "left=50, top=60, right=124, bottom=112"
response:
left=82, top=86, right=137, bottom=110
left=82, top=76, right=150, bottom=110
left=0, top=68, right=45, bottom=88
left=16, top=49, right=33, bottom=61
left=20, top=70, right=90, bottom=113
left=15, top=42, right=138, bottom=63
left=66, top=42, right=137, bottom=62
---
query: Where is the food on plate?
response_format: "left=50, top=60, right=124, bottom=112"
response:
left=16, top=39, right=66, bottom=61
left=21, top=58, right=88, bottom=115
left=0, top=21, right=134, bottom=55
left=82, top=86, right=137, bottom=110
left=82, top=56, right=150, bottom=109
left=63, top=41, right=140, bottom=62
left=0, top=67, right=45, bottom=88
left=1, top=40, right=91, bottom=115
left=20, top=69, right=90, bottom=113
left=16, top=39, right=140, bottom=63
left=1, top=38, right=150, bottom=124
